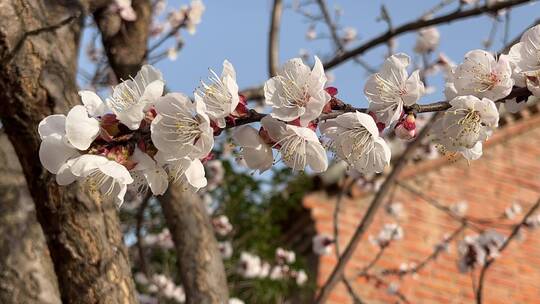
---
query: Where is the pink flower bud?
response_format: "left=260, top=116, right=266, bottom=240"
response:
left=395, top=123, right=416, bottom=140
left=325, top=86, right=338, bottom=96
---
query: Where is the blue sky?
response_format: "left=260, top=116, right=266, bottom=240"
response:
left=131, top=0, right=540, bottom=109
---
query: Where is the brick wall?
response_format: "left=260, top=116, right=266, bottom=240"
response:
left=304, top=108, right=540, bottom=303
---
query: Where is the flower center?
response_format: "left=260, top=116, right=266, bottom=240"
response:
left=374, top=74, right=406, bottom=106
left=86, top=169, right=116, bottom=196
left=277, top=73, right=310, bottom=108
left=199, top=70, right=232, bottom=113
left=475, top=72, right=499, bottom=93
left=274, top=134, right=307, bottom=170
left=109, top=75, right=149, bottom=112
left=340, top=127, right=375, bottom=167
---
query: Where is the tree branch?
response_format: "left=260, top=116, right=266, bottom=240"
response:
left=314, top=113, right=441, bottom=303
left=268, top=0, right=283, bottom=77
left=475, top=197, right=540, bottom=304
left=240, top=0, right=535, bottom=102
left=323, top=0, right=536, bottom=70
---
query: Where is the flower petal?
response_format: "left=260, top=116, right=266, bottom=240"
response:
left=38, top=114, right=66, bottom=139
left=65, top=105, right=100, bottom=150
left=185, top=159, right=207, bottom=189
left=79, top=91, right=108, bottom=117
left=39, top=135, right=78, bottom=174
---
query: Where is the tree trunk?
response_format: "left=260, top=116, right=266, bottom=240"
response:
left=161, top=189, right=229, bottom=304
left=0, top=133, right=62, bottom=304
left=0, top=2, right=137, bottom=303
left=93, top=1, right=230, bottom=300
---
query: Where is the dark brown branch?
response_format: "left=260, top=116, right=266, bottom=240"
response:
left=475, top=197, right=540, bottom=304
left=230, top=86, right=530, bottom=131
left=315, top=0, right=376, bottom=73
left=323, top=0, right=535, bottom=70
left=240, top=0, right=535, bottom=102
left=93, top=0, right=153, bottom=80
left=161, top=189, right=229, bottom=303
left=331, top=177, right=366, bottom=303
left=268, top=0, right=283, bottom=77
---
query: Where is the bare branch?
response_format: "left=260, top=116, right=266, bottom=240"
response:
left=323, top=0, right=536, bottom=70
left=475, top=197, right=540, bottom=303
left=268, top=0, right=283, bottom=77
left=314, top=113, right=442, bottom=304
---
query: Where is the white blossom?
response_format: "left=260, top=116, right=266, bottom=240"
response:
left=320, top=112, right=391, bottom=175
left=458, top=231, right=505, bottom=273
left=229, top=298, right=244, bottom=304
left=450, top=201, right=469, bottom=216
left=233, top=125, right=273, bottom=173
left=275, top=247, right=296, bottom=264
left=155, top=153, right=207, bottom=190
left=312, top=234, right=333, bottom=255
left=452, top=50, right=514, bottom=100
left=218, top=241, right=233, bottom=259
left=107, top=65, right=164, bottom=130
left=504, top=202, right=523, bottom=219
left=260, top=116, right=328, bottom=172
left=197, top=60, right=239, bottom=128
left=186, top=0, right=205, bottom=35
left=112, top=0, right=137, bottom=21
left=264, top=56, right=331, bottom=126
left=130, top=148, right=169, bottom=195
left=38, top=114, right=82, bottom=183
left=259, top=262, right=271, bottom=278
left=342, top=27, right=357, bottom=44
left=386, top=202, right=405, bottom=218
left=237, top=252, right=262, bottom=278
left=414, top=26, right=440, bottom=54
left=269, top=265, right=287, bottom=280
left=371, top=223, right=404, bottom=247
left=212, top=215, right=233, bottom=236
left=365, top=53, right=425, bottom=126
left=508, top=25, right=540, bottom=96
left=295, top=270, right=308, bottom=286
left=306, top=26, right=317, bottom=40
left=68, top=155, right=134, bottom=205
left=205, top=160, right=225, bottom=190
left=431, top=95, right=499, bottom=160
left=144, top=228, right=174, bottom=249
left=151, top=93, right=214, bottom=159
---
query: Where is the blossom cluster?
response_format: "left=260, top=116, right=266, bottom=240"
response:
left=457, top=230, right=506, bottom=273
left=236, top=249, right=308, bottom=286
left=369, top=223, right=404, bottom=248
left=38, top=25, right=540, bottom=205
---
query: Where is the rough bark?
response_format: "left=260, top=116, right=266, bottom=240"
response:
left=93, top=1, right=230, bottom=300
left=161, top=189, right=229, bottom=304
left=0, top=1, right=137, bottom=303
left=93, top=0, right=152, bottom=80
left=0, top=133, right=62, bottom=304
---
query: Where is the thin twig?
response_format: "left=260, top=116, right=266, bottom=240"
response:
left=323, top=0, right=535, bottom=70
left=240, top=0, right=535, bottom=102
left=475, top=197, right=540, bottom=303
left=315, top=0, right=376, bottom=72
left=380, top=223, right=467, bottom=277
